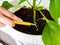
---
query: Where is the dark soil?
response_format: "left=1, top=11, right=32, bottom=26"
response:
left=14, top=7, right=53, bottom=35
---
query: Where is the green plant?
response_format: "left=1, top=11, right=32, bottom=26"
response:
left=42, top=0, right=60, bottom=45
left=2, top=0, right=60, bottom=45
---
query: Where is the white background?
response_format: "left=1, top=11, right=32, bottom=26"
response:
left=0, top=0, right=50, bottom=8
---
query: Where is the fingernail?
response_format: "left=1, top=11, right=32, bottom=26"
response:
left=18, top=18, right=23, bottom=22
left=16, top=17, right=23, bottom=22
left=19, top=19, right=23, bottom=22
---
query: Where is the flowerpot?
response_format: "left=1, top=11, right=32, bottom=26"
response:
left=0, top=25, right=44, bottom=45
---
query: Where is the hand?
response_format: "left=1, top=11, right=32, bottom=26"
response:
left=0, top=6, right=23, bottom=27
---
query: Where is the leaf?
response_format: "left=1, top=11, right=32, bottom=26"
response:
left=43, top=0, right=60, bottom=44
left=42, top=20, right=60, bottom=45
left=49, top=0, right=60, bottom=23
left=2, top=1, right=13, bottom=9
left=18, top=0, right=26, bottom=5
left=42, top=24, right=52, bottom=45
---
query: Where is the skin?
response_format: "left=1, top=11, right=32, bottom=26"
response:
left=0, top=6, right=23, bottom=27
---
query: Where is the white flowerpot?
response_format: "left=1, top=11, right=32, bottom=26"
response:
left=0, top=25, right=44, bottom=45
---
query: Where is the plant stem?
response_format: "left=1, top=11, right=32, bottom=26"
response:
left=33, top=0, right=36, bottom=22
left=36, top=18, right=42, bottom=21
left=33, top=0, right=39, bottom=31
left=13, top=5, right=21, bottom=8
left=40, top=10, right=56, bottom=31
left=33, top=8, right=36, bottom=21
left=26, top=0, right=32, bottom=7
left=38, top=10, right=49, bottom=23
left=38, top=0, right=42, bottom=6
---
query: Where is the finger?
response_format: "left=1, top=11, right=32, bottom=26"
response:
left=0, top=22, right=5, bottom=27
left=0, top=6, right=23, bottom=22
left=0, top=13, right=15, bottom=27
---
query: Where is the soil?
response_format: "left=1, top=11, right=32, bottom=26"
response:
left=14, top=7, right=53, bottom=35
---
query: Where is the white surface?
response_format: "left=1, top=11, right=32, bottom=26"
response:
left=0, top=0, right=50, bottom=12
left=9, top=0, right=50, bottom=12
left=0, top=0, right=50, bottom=10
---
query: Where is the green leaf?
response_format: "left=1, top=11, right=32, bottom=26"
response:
left=18, top=0, right=26, bottom=5
left=49, top=0, right=60, bottom=23
left=42, top=24, right=52, bottom=45
left=2, top=1, right=13, bottom=9
left=42, top=20, right=60, bottom=45
left=43, top=0, right=60, bottom=44
left=45, top=0, right=60, bottom=44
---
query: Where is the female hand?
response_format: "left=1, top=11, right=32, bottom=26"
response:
left=0, top=6, right=23, bottom=27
